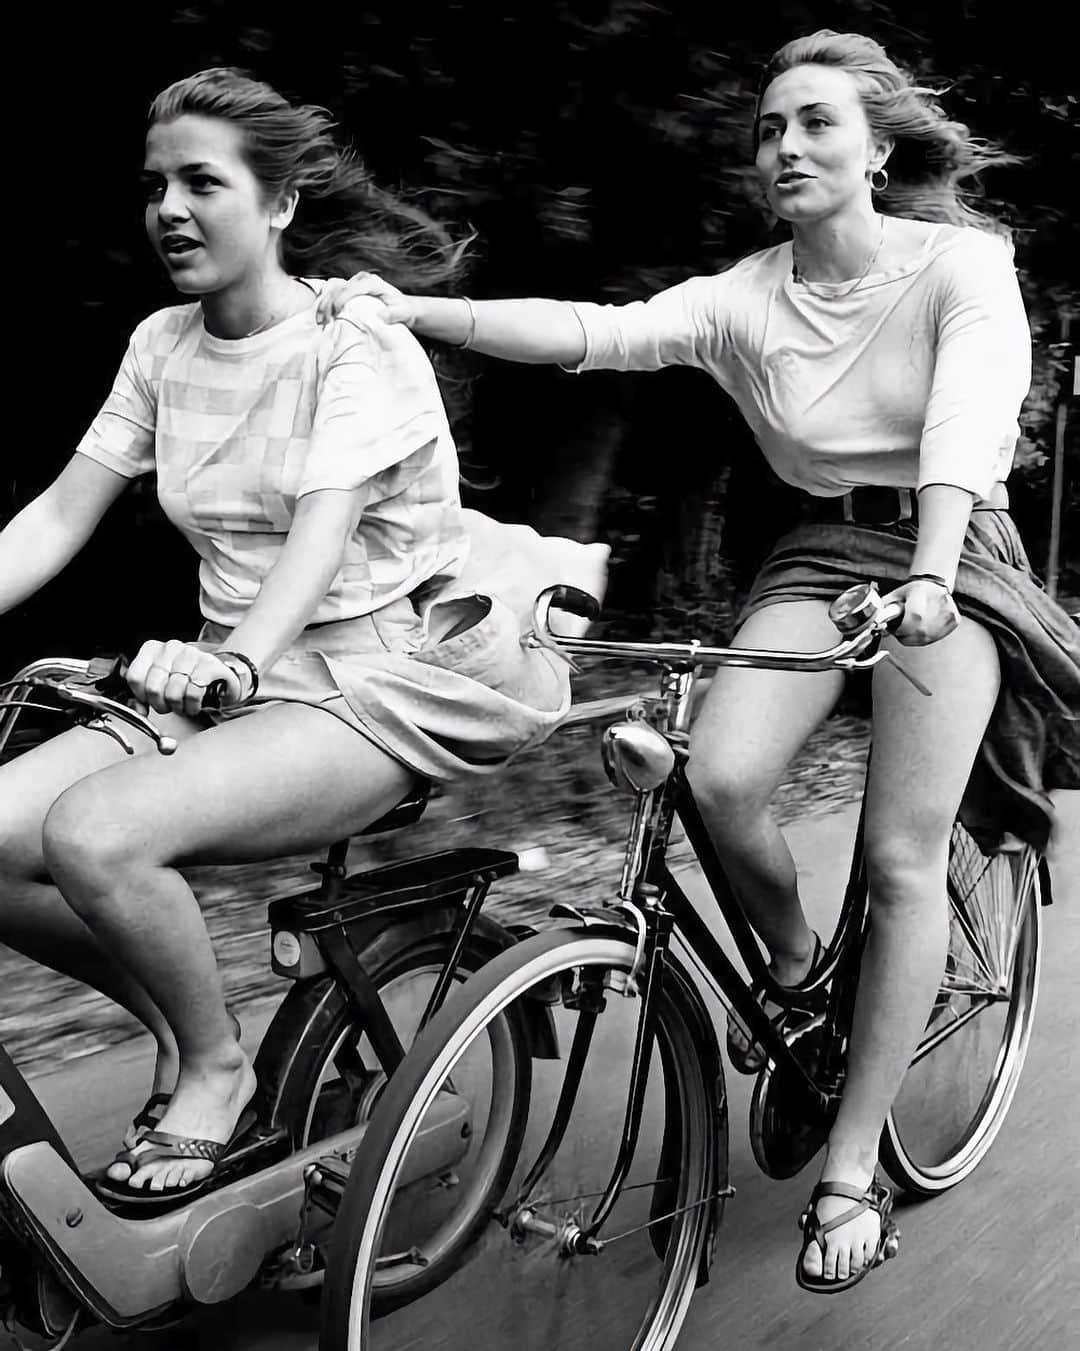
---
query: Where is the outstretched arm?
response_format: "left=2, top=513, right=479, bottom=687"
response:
left=314, top=272, right=726, bottom=374
left=316, top=278, right=586, bottom=366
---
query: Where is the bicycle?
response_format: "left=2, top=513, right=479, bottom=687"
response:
left=319, top=581, right=1050, bottom=1351
left=0, top=654, right=557, bottom=1347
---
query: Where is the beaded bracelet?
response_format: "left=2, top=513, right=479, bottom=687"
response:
left=215, top=650, right=260, bottom=702
left=905, top=572, right=953, bottom=594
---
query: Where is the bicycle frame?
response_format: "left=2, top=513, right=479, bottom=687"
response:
left=514, top=586, right=893, bottom=1248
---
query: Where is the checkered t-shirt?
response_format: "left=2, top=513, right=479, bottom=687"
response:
left=75, top=286, right=469, bottom=628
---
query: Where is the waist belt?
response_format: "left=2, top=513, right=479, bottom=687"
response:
left=807, top=487, right=916, bottom=526
left=807, top=486, right=1007, bottom=527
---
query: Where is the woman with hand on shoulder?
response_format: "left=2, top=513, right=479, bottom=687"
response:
left=0, top=67, right=585, bottom=1206
left=317, top=29, right=1080, bottom=1292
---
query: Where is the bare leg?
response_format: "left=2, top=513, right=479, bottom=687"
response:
left=0, top=715, right=203, bottom=1091
left=42, top=703, right=416, bottom=1193
left=802, top=618, right=1000, bottom=1284
left=688, top=602, right=845, bottom=1027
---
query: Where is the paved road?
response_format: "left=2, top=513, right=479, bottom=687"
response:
left=13, top=797, right=1080, bottom=1351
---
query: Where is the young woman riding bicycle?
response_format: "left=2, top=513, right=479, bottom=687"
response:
left=317, top=28, right=1080, bottom=1293
left=0, top=69, right=587, bottom=1209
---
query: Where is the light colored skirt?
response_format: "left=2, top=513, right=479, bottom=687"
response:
left=197, top=512, right=610, bottom=783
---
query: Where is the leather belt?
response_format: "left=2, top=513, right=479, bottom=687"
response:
left=807, top=487, right=917, bottom=526
left=807, top=485, right=1009, bottom=527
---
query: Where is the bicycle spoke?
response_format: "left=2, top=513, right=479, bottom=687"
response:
left=594, top=1186, right=735, bottom=1249
left=911, top=996, right=997, bottom=1065
left=330, top=934, right=719, bottom=1351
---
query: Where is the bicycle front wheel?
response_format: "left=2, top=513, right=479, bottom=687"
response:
left=320, top=927, right=721, bottom=1351
left=881, top=824, right=1043, bottom=1194
left=259, top=912, right=533, bottom=1302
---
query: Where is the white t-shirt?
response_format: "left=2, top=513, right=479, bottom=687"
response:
left=75, top=288, right=468, bottom=628
left=566, top=224, right=1032, bottom=501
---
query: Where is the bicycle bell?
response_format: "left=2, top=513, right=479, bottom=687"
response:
left=828, top=582, right=887, bottom=634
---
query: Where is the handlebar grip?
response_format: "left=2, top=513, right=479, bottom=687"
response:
left=83, top=655, right=131, bottom=701
left=547, top=585, right=602, bottom=622
left=202, top=679, right=228, bottom=711
left=881, top=599, right=906, bottom=631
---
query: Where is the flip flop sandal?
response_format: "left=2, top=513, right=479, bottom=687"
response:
left=120, top=1091, right=171, bottom=1153
left=117, top=1011, right=242, bottom=1155
left=726, top=931, right=825, bottom=1076
left=96, top=1106, right=257, bottom=1209
left=795, top=1179, right=901, bottom=1294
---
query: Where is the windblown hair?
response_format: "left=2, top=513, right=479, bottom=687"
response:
left=756, top=30, right=1018, bottom=236
left=149, top=67, right=469, bottom=289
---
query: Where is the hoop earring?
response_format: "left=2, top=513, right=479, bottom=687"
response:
left=870, top=167, right=889, bottom=193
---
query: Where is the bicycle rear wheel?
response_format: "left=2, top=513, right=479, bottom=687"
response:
left=260, top=912, right=533, bottom=1301
left=320, top=927, right=722, bottom=1351
left=881, top=823, right=1042, bottom=1194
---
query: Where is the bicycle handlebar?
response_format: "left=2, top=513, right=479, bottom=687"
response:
left=0, top=655, right=232, bottom=757
left=1, top=582, right=912, bottom=763
left=528, top=582, right=905, bottom=675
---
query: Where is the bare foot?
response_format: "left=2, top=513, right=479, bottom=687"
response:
left=108, top=1049, right=256, bottom=1193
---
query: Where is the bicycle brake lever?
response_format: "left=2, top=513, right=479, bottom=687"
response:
left=521, top=626, right=582, bottom=675
left=80, top=716, right=136, bottom=756
left=841, top=647, right=931, bottom=697
left=61, top=687, right=179, bottom=754
left=878, top=648, right=932, bottom=697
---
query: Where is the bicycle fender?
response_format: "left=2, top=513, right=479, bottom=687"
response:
left=655, top=952, right=730, bottom=1288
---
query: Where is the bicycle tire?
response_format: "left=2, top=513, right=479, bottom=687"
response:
left=880, top=823, right=1043, bottom=1195
left=258, top=909, right=533, bottom=1302
left=320, top=926, right=719, bottom=1351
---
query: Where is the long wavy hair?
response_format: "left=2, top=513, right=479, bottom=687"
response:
left=755, top=30, right=1019, bottom=238
left=148, top=67, right=470, bottom=289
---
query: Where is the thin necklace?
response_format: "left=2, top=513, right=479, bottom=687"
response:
left=793, top=216, right=886, bottom=299
left=243, top=280, right=306, bottom=338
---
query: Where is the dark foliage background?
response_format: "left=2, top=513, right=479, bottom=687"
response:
left=7, top=0, right=1077, bottom=669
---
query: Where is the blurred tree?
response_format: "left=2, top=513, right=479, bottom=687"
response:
left=7, top=0, right=1076, bottom=670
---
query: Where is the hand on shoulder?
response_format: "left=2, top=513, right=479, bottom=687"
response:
left=315, top=272, right=417, bottom=330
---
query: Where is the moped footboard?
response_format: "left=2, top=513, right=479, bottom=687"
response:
left=0, top=1045, right=78, bottom=1172
left=0, top=1090, right=470, bottom=1327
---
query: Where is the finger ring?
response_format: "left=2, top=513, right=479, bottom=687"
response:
left=149, top=664, right=172, bottom=676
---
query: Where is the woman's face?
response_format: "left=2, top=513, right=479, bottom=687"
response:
left=755, top=64, right=888, bottom=223
left=141, top=114, right=286, bottom=295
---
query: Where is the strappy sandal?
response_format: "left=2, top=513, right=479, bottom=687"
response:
left=726, top=931, right=825, bottom=1076
left=96, top=1107, right=258, bottom=1209
left=795, top=1179, right=901, bottom=1293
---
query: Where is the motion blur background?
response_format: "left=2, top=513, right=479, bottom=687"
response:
left=7, top=0, right=1077, bottom=670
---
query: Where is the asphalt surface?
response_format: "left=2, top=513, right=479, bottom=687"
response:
left=11, top=795, right=1080, bottom=1351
